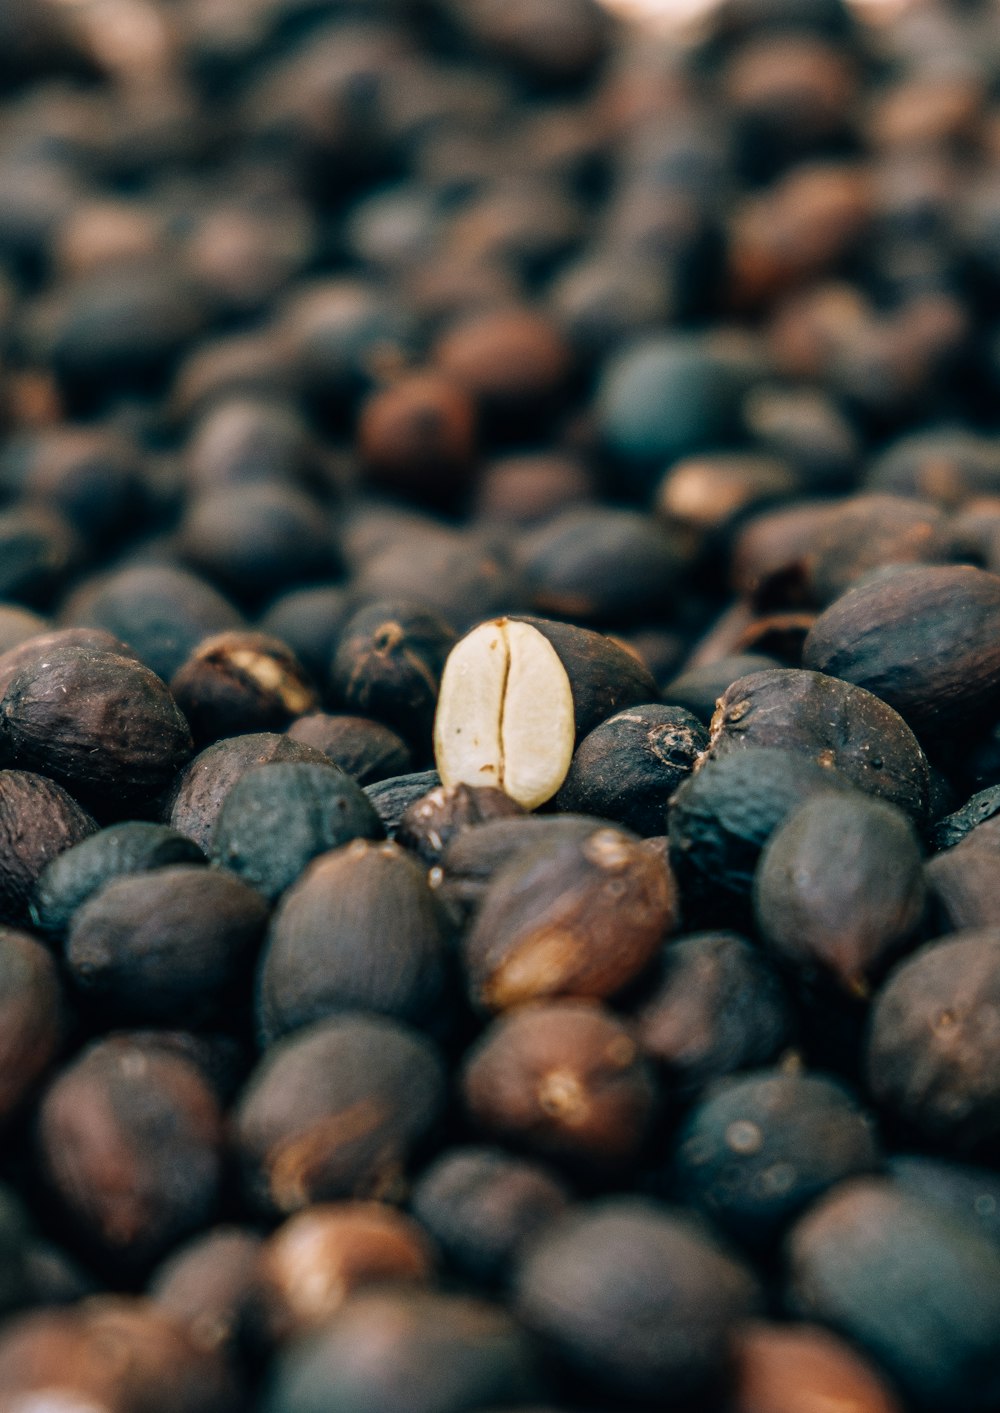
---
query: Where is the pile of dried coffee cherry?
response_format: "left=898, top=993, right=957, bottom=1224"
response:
left=1, top=0, right=1000, bottom=1408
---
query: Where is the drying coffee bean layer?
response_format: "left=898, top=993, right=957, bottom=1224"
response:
left=0, top=0, right=999, bottom=1408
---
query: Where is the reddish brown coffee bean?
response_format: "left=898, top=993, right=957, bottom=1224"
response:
left=0, top=1299, right=240, bottom=1413
left=358, top=372, right=477, bottom=504
left=255, top=1202, right=434, bottom=1343
left=463, top=823, right=677, bottom=1010
left=0, top=769, right=96, bottom=925
left=730, top=1320, right=903, bottom=1413
left=0, top=926, right=63, bottom=1121
left=38, top=1036, right=224, bottom=1269
left=462, top=1001, right=657, bottom=1169
left=396, top=782, right=525, bottom=866
left=434, top=307, right=572, bottom=428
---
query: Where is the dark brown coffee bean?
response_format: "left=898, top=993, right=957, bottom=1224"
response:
left=278, top=277, right=416, bottom=427
left=166, top=732, right=333, bottom=853
left=709, top=668, right=930, bottom=820
left=434, top=306, right=572, bottom=430
left=286, top=712, right=411, bottom=785
left=754, top=794, right=925, bottom=991
left=255, top=1203, right=434, bottom=1343
left=662, top=653, right=779, bottom=724
left=554, top=703, right=707, bottom=835
left=263, top=1289, right=542, bottom=1413
left=473, top=452, right=595, bottom=526
left=867, top=929, right=1000, bottom=1152
left=515, top=1198, right=759, bottom=1403
left=635, top=931, right=792, bottom=1097
left=257, top=839, right=450, bottom=1042
left=66, top=866, right=268, bottom=1025
left=11, top=425, right=149, bottom=546
left=182, top=396, right=317, bottom=495
left=515, top=507, right=682, bottom=626
left=0, top=503, right=77, bottom=608
left=150, top=1227, right=262, bottom=1364
left=258, top=586, right=351, bottom=687
left=170, top=631, right=318, bottom=747
left=1, top=643, right=193, bottom=803
left=0, top=769, right=96, bottom=925
left=38, top=1036, right=224, bottom=1269
left=0, top=926, right=63, bottom=1122
left=927, top=833, right=1000, bottom=930
left=38, top=265, right=203, bottom=414
left=410, top=1146, right=569, bottom=1288
left=864, top=428, right=1000, bottom=506
left=235, top=1014, right=446, bottom=1214
left=61, top=564, right=245, bottom=682
left=803, top=564, right=1000, bottom=736
left=462, top=1000, right=657, bottom=1169
left=331, top=599, right=455, bottom=747
left=396, top=783, right=525, bottom=866
left=435, top=814, right=603, bottom=924
left=787, top=1179, right=1000, bottom=1412
left=179, top=485, right=339, bottom=610
left=353, top=530, right=525, bottom=634
left=674, top=1069, right=880, bottom=1246
left=0, top=625, right=139, bottom=699
left=514, top=615, right=660, bottom=739
left=463, top=824, right=677, bottom=1011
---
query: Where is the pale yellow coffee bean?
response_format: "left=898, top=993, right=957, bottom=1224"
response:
left=433, top=618, right=575, bottom=809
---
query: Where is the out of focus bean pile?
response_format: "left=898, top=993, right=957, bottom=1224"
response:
left=3, top=0, right=1000, bottom=1408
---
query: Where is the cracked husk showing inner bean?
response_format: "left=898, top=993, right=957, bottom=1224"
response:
left=433, top=618, right=575, bottom=810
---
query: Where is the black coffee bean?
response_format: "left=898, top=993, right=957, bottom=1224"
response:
left=211, top=761, right=384, bottom=902
left=515, top=1197, right=759, bottom=1403
left=674, top=1069, right=880, bottom=1246
left=31, top=821, right=205, bottom=941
